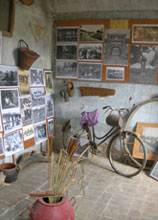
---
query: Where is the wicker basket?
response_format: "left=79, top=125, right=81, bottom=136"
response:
left=18, top=39, right=40, bottom=70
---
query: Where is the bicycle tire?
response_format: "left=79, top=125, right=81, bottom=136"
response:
left=108, top=130, right=147, bottom=178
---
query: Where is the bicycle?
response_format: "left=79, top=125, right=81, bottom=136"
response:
left=63, top=106, right=147, bottom=178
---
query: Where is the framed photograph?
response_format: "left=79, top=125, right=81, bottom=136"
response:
left=0, top=65, right=18, bottom=87
left=149, top=160, right=158, bottom=181
left=56, top=61, right=77, bottom=79
left=133, top=122, right=158, bottom=160
left=48, top=118, right=54, bottom=137
left=0, top=31, right=2, bottom=64
left=44, top=70, right=54, bottom=94
left=57, top=27, right=78, bottom=42
left=23, top=124, right=34, bottom=141
left=104, top=29, right=130, bottom=66
left=132, top=24, right=158, bottom=43
left=56, top=45, right=77, bottom=60
left=130, top=45, right=158, bottom=85
left=78, top=63, right=102, bottom=81
left=0, top=133, right=4, bottom=156
left=30, top=87, right=45, bottom=107
left=1, top=88, right=19, bottom=110
left=106, top=67, right=125, bottom=81
left=2, top=109, right=22, bottom=134
left=34, top=122, right=47, bottom=145
left=30, top=68, right=44, bottom=86
left=18, top=68, right=30, bottom=95
left=80, top=25, right=103, bottom=42
left=20, top=95, right=33, bottom=125
left=78, top=44, right=102, bottom=61
left=45, top=94, right=54, bottom=118
left=4, top=129, right=24, bottom=157
left=33, top=106, right=46, bottom=124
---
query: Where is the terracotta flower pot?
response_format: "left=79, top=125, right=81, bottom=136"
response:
left=29, top=196, right=75, bottom=220
left=0, top=163, right=19, bottom=183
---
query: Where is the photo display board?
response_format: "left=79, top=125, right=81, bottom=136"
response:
left=0, top=66, right=54, bottom=159
left=56, top=19, right=158, bottom=85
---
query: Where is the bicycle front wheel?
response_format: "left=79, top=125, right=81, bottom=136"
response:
left=108, top=131, right=147, bottom=178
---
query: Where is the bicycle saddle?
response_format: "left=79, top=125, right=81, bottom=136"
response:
left=80, top=109, right=99, bottom=127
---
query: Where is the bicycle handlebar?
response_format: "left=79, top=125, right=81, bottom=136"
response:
left=102, top=105, right=129, bottom=115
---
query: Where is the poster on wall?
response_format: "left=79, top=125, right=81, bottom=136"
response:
left=45, top=94, right=54, bottom=118
left=31, top=87, right=45, bottom=107
left=48, top=118, right=54, bottom=137
left=104, top=29, right=130, bottom=66
left=0, top=133, right=4, bottom=156
left=20, top=96, right=33, bottom=125
left=30, top=68, right=44, bottom=86
left=106, top=67, right=125, bottom=81
left=0, top=65, right=18, bottom=87
left=18, top=68, right=30, bottom=95
left=4, top=130, right=24, bottom=157
left=56, top=45, right=77, bottom=60
left=2, top=109, right=22, bottom=134
left=78, top=44, right=102, bottom=61
left=44, top=70, right=54, bottom=94
left=1, top=89, right=19, bottom=110
left=33, top=106, right=46, bottom=124
left=0, top=32, right=2, bottom=64
left=34, top=122, right=47, bottom=144
left=130, top=45, right=158, bottom=84
left=132, top=24, right=158, bottom=43
left=80, top=25, right=103, bottom=42
left=56, top=61, right=77, bottom=79
left=23, top=124, right=34, bottom=141
left=57, top=27, right=78, bottom=42
left=78, top=63, right=102, bottom=80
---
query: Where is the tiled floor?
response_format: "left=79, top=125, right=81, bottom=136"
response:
left=0, top=146, right=158, bottom=220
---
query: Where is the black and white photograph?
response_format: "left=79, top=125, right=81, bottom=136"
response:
left=34, top=123, right=47, bottom=144
left=104, top=29, right=130, bottom=66
left=0, top=133, right=4, bottom=156
left=20, top=96, right=33, bottom=125
left=80, top=25, right=103, bottom=42
left=2, top=110, right=22, bottom=134
left=44, top=70, right=54, bottom=94
left=106, top=67, right=125, bottom=81
left=4, top=130, right=24, bottom=157
left=1, top=89, right=19, bottom=110
left=0, top=65, right=18, bottom=87
left=46, top=94, right=54, bottom=118
left=56, top=45, right=77, bottom=60
left=56, top=61, right=77, bottom=78
left=78, top=44, right=102, bottom=61
left=31, top=87, right=45, bottom=107
left=33, top=106, right=46, bottom=124
left=130, top=45, right=158, bottom=84
left=18, top=68, right=30, bottom=95
left=149, top=161, right=158, bottom=181
left=141, top=126, right=158, bottom=155
left=23, top=124, right=34, bottom=141
left=78, top=63, right=102, bottom=80
left=57, top=27, right=78, bottom=42
left=0, top=32, right=2, bottom=64
left=30, top=68, right=44, bottom=86
left=48, top=118, right=54, bottom=136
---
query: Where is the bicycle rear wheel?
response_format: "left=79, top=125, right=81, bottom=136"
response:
left=108, top=130, right=147, bottom=178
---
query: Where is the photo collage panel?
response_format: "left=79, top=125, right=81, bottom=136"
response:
left=0, top=65, right=54, bottom=157
left=56, top=21, right=158, bottom=85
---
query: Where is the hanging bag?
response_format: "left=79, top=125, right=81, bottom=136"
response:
left=18, top=39, right=40, bottom=70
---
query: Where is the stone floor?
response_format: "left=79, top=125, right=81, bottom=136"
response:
left=0, top=147, right=158, bottom=220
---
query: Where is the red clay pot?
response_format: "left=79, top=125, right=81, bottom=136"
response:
left=29, top=197, right=75, bottom=220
